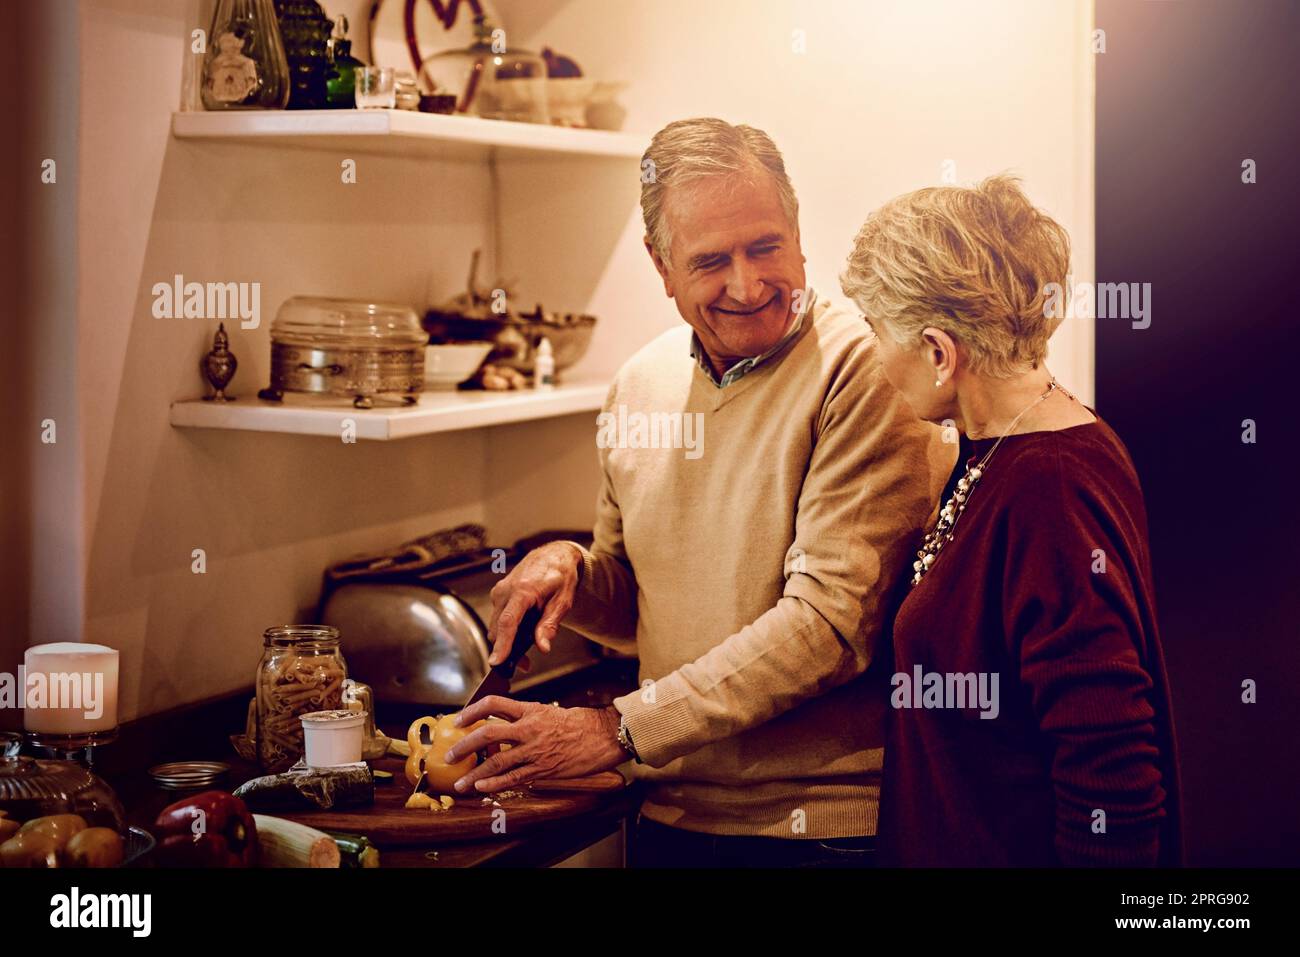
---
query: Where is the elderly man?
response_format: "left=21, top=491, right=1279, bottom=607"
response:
left=445, top=118, right=951, bottom=867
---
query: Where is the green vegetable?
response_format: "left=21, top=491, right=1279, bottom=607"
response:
left=325, top=830, right=380, bottom=868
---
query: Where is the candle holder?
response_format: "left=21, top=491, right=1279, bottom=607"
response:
left=22, top=642, right=121, bottom=770
left=24, top=728, right=119, bottom=769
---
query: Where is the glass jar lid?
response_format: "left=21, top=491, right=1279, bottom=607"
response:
left=270, top=296, right=427, bottom=349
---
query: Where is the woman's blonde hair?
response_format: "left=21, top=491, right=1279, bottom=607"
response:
left=840, top=174, right=1071, bottom=378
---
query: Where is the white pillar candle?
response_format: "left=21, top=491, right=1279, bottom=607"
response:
left=23, top=643, right=119, bottom=734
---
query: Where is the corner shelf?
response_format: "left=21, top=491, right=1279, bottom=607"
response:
left=171, top=110, right=646, bottom=161
left=169, top=380, right=609, bottom=441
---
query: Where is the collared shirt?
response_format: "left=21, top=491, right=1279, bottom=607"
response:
left=689, top=290, right=817, bottom=388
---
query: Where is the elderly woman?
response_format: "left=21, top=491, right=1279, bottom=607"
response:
left=840, top=175, right=1182, bottom=867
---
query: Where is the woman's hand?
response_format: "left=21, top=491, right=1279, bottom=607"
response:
left=444, top=697, right=625, bottom=793
left=487, top=541, right=584, bottom=663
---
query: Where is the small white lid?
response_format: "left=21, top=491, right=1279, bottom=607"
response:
left=300, top=710, right=366, bottom=729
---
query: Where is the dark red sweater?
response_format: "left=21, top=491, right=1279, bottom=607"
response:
left=878, top=416, right=1183, bottom=867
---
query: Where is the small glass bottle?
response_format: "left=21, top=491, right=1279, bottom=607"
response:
left=255, top=626, right=347, bottom=772
left=202, top=0, right=290, bottom=110
left=325, top=14, right=364, bottom=109
left=534, top=337, right=556, bottom=390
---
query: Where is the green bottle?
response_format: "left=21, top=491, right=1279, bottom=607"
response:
left=326, top=14, right=364, bottom=109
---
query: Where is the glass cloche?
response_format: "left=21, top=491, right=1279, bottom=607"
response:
left=418, top=14, right=550, bottom=124
left=0, top=733, right=126, bottom=833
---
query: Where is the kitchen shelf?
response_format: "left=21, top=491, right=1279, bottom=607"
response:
left=169, top=380, right=610, bottom=441
left=171, top=110, right=646, bottom=161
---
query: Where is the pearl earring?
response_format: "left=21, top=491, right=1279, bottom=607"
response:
left=935, top=379, right=942, bottom=388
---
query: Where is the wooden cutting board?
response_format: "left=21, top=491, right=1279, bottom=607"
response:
left=277, top=757, right=626, bottom=847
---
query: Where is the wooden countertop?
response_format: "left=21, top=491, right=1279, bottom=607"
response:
left=106, top=659, right=642, bottom=868
left=120, top=746, right=640, bottom=869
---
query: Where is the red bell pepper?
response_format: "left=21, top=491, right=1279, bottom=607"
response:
left=153, top=790, right=259, bottom=867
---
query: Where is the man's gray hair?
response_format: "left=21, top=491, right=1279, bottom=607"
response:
left=641, top=118, right=800, bottom=266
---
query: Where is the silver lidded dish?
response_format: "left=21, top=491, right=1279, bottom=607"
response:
left=258, top=296, right=427, bottom=409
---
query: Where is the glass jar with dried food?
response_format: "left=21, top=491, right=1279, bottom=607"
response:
left=255, top=626, right=347, bottom=772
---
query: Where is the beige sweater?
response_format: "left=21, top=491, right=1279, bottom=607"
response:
left=565, top=294, right=954, bottom=838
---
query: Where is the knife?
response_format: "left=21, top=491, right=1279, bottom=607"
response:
left=412, top=609, right=539, bottom=797
left=414, top=608, right=616, bottom=796
left=462, top=606, right=540, bottom=709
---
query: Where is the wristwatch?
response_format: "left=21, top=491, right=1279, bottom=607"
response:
left=616, top=714, right=642, bottom=764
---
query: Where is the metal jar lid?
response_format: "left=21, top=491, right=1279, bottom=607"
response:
left=148, top=761, right=231, bottom=791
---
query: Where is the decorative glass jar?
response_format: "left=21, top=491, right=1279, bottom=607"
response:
left=418, top=15, right=549, bottom=124
left=255, top=626, right=347, bottom=772
left=274, top=0, right=333, bottom=109
left=202, top=0, right=291, bottom=110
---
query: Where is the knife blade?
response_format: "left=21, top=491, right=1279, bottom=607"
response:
left=462, top=606, right=540, bottom=710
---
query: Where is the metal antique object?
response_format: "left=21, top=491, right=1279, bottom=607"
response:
left=258, top=296, right=426, bottom=409
left=423, top=250, right=597, bottom=377
left=201, top=322, right=238, bottom=401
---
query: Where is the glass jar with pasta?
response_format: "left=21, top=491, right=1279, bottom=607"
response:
left=255, top=625, right=347, bottom=772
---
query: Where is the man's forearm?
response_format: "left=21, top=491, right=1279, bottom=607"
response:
left=559, top=541, right=639, bottom=654
left=611, top=592, right=868, bottom=768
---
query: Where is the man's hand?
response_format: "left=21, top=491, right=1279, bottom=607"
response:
left=445, top=697, right=625, bottom=793
left=488, top=541, right=583, bottom=664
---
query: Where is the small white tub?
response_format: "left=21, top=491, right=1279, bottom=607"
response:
left=300, top=709, right=367, bottom=768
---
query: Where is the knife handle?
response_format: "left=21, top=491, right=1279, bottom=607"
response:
left=498, top=606, right=540, bottom=679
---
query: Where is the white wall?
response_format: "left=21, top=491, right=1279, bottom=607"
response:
left=73, top=0, right=512, bottom=719
left=30, top=0, right=1093, bottom=721
left=499, top=0, right=1096, bottom=398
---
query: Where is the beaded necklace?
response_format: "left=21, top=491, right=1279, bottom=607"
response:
left=911, top=378, right=1067, bottom=587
